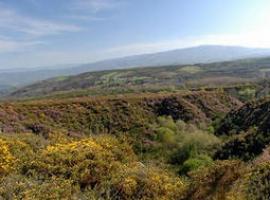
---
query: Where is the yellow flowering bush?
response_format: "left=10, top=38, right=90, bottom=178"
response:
left=0, top=138, right=16, bottom=176
left=114, top=162, right=186, bottom=200
left=0, top=174, right=80, bottom=200
left=25, top=135, right=136, bottom=190
left=0, top=133, right=46, bottom=174
left=23, top=177, right=79, bottom=200
left=19, top=135, right=187, bottom=199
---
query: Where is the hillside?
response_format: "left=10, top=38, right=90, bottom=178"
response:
left=1, top=90, right=270, bottom=199
left=216, top=97, right=270, bottom=136
left=9, top=56, right=270, bottom=99
left=0, top=91, right=241, bottom=135
left=1, top=45, right=270, bottom=94
left=213, top=97, right=270, bottom=161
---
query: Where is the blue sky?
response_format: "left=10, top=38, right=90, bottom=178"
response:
left=0, top=0, right=270, bottom=68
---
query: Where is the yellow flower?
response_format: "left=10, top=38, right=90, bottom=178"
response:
left=121, top=177, right=138, bottom=195
left=0, top=138, right=16, bottom=175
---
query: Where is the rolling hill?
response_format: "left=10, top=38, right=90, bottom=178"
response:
left=8, top=56, right=270, bottom=99
left=2, top=45, right=270, bottom=94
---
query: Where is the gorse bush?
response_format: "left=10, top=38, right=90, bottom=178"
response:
left=0, top=175, right=80, bottom=200
left=114, top=163, right=185, bottom=200
left=8, top=134, right=185, bottom=200
left=25, top=135, right=136, bottom=188
left=0, top=138, right=16, bottom=176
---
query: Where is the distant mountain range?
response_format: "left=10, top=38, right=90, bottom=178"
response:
left=2, top=45, right=270, bottom=94
left=76, top=45, right=270, bottom=71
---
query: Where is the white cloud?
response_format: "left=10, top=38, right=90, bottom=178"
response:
left=72, top=0, right=118, bottom=12
left=0, top=6, right=81, bottom=37
left=0, top=4, right=82, bottom=53
left=67, top=14, right=105, bottom=21
left=0, top=38, right=43, bottom=53
left=68, top=0, right=123, bottom=21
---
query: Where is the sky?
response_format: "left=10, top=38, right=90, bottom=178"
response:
left=0, top=0, right=270, bottom=68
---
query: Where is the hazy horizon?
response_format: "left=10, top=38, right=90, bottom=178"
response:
left=1, top=0, right=270, bottom=68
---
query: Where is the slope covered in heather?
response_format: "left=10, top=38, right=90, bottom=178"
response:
left=0, top=91, right=241, bottom=135
left=0, top=90, right=269, bottom=200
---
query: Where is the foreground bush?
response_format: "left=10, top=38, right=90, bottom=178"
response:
left=114, top=163, right=185, bottom=200
left=19, top=135, right=185, bottom=199
left=0, top=138, right=16, bottom=176
left=0, top=174, right=80, bottom=200
left=182, top=160, right=244, bottom=200
left=25, top=135, right=136, bottom=188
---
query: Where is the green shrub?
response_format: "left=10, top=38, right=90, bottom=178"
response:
left=156, top=127, right=175, bottom=144
left=170, top=130, right=221, bottom=165
left=180, top=155, right=213, bottom=175
left=157, top=116, right=177, bottom=131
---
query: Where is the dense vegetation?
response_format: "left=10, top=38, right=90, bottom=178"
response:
left=0, top=91, right=241, bottom=135
left=214, top=96, right=270, bottom=161
left=3, top=57, right=270, bottom=199
left=0, top=105, right=269, bottom=199
left=0, top=87, right=270, bottom=199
